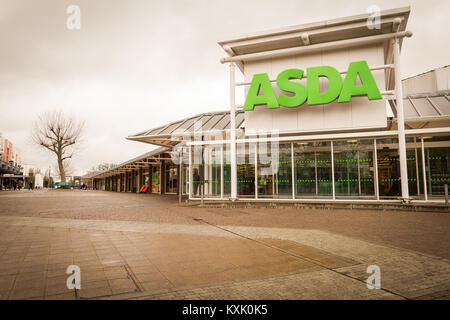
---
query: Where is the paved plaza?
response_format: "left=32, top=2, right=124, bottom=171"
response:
left=0, top=189, right=449, bottom=300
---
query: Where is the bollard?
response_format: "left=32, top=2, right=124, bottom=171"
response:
left=445, top=184, right=448, bottom=205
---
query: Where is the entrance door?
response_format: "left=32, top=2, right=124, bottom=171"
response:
left=165, top=166, right=178, bottom=194
left=377, top=149, right=401, bottom=198
left=183, top=167, right=189, bottom=195
left=152, top=166, right=161, bottom=193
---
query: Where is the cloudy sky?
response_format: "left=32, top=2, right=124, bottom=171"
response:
left=0, top=0, right=448, bottom=175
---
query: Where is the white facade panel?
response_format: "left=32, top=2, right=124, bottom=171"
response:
left=435, top=66, right=450, bottom=92
left=298, top=104, right=324, bottom=131
left=243, top=43, right=387, bottom=135
left=272, top=107, right=298, bottom=131
left=323, top=100, right=353, bottom=129
left=244, top=106, right=272, bottom=132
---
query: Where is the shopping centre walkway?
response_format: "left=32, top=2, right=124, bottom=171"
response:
left=0, top=189, right=449, bottom=300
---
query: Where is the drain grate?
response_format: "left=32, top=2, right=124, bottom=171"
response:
left=77, top=265, right=142, bottom=300
left=123, top=264, right=144, bottom=292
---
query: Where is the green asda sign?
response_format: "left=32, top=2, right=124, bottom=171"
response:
left=243, top=60, right=382, bottom=111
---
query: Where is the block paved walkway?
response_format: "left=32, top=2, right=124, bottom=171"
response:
left=0, top=190, right=449, bottom=300
left=0, top=215, right=449, bottom=300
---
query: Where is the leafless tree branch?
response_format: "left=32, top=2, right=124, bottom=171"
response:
left=32, top=110, right=84, bottom=182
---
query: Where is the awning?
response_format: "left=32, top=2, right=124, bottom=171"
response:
left=0, top=160, right=22, bottom=175
left=389, top=91, right=450, bottom=128
left=88, top=146, right=172, bottom=179
left=126, top=110, right=245, bottom=148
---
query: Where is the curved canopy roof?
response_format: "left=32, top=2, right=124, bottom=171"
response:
left=86, top=147, right=170, bottom=179
left=127, top=110, right=245, bottom=148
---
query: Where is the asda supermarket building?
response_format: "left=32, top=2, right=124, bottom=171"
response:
left=88, top=7, right=450, bottom=204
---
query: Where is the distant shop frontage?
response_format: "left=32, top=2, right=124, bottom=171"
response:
left=87, top=148, right=184, bottom=195
left=88, top=7, right=450, bottom=204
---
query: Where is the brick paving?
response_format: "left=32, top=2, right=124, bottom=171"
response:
left=0, top=189, right=448, bottom=259
left=0, top=189, right=449, bottom=300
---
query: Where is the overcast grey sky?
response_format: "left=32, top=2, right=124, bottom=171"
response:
left=0, top=0, right=448, bottom=175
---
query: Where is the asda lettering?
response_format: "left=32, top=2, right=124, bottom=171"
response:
left=243, top=60, right=382, bottom=111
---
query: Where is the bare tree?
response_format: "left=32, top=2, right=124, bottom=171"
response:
left=55, top=160, right=74, bottom=180
left=96, top=163, right=116, bottom=171
left=32, top=110, right=84, bottom=183
left=85, top=163, right=116, bottom=175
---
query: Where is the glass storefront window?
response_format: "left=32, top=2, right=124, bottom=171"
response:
left=406, top=137, right=424, bottom=199
left=203, top=145, right=221, bottom=198
left=223, top=145, right=231, bottom=197
left=257, top=142, right=273, bottom=198
left=376, top=138, right=401, bottom=199
left=191, top=145, right=221, bottom=198
left=165, top=164, right=178, bottom=194
left=188, top=135, right=450, bottom=202
left=223, top=166, right=231, bottom=197
left=144, top=170, right=150, bottom=192
left=176, top=147, right=189, bottom=195
left=191, top=145, right=202, bottom=197
left=256, top=142, right=292, bottom=198
left=183, top=166, right=189, bottom=195
left=423, top=135, right=450, bottom=198
left=276, top=143, right=293, bottom=198
left=152, top=165, right=161, bottom=193
left=333, top=139, right=375, bottom=199
left=294, top=141, right=332, bottom=198
left=236, top=143, right=255, bottom=197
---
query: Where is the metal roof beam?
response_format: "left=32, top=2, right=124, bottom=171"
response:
left=220, top=30, right=412, bottom=64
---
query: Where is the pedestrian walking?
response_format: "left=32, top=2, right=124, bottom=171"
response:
left=193, top=168, right=200, bottom=196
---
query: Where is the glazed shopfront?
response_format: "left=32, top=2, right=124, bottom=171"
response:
left=95, top=7, right=450, bottom=203
left=181, top=133, right=449, bottom=201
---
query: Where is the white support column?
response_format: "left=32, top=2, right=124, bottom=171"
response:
left=331, top=141, right=335, bottom=200
left=315, top=151, right=318, bottom=197
left=230, top=63, right=237, bottom=201
left=188, top=146, right=192, bottom=199
left=393, top=38, right=409, bottom=201
left=291, top=143, right=295, bottom=200
left=374, top=139, right=379, bottom=200
left=254, top=143, right=258, bottom=199
left=220, top=146, right=224, bottom=199
left=421, top=137, right=428, bottom=201
left=414, top=137, right=420, bottom=196
left=357, top=150, right=361, bottom=196
left=179, top=155, right=183, bottom=204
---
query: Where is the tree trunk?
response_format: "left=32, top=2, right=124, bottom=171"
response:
left=58, top=156, right=66, bottom=183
